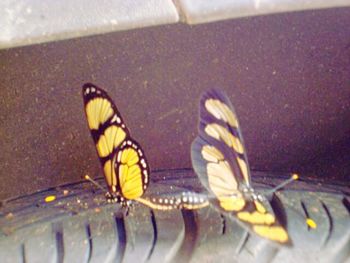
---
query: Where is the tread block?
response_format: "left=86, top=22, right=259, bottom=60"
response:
left=87, top=206, right=121, bottom=263
left=191, top=207, right=231, bottom=262
left=0, top=238, right=24, bottom=263
left=147, top=209, right=184, bottom=263
left=62, top=215, right=90, bottom=263
left=272, top=191, right=350, bottom=263
left=122, top=204, right=154, bottom=263
left=24, top=223, right=58, bottom=263
left=0, top=172, right=349, bottom=263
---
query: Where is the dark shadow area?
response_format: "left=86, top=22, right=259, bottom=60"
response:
left=0, top=8, right=349, bottom=199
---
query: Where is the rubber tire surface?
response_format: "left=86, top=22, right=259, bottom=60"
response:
left=0, top=169, right=349, bottom=263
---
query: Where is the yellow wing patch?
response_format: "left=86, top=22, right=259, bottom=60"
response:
left=254, top=200, right=267, bottom=214
left=207, top=161, right=238, bottom=195
left=205, top=123, right=244, bottom=154
left=205, top=98, right=238, bottom=127
left=218, top=196, right=246, bottom=211
left=253, top=225, right=289, bottom=243
left=103, top=159, right=117, bottom=192
left=86, top=98, right=114, bottom=130
left=120, top=147, right=139, bottom=166
left=201, top=145, right=224, bottom=163
left=96, top=125, right=126, bottom=158
left=236, top=157, right=249, bottom=184
left=237, top=211, right=275, bottom=224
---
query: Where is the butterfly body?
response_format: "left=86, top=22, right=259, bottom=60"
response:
left=191, top=89, right=291, bottom=245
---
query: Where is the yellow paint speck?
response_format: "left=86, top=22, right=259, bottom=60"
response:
left=292, top=173, right=299, bottom=180
left=45, top=195, right=56, bottom=203
left=306, top=218, right=317, bottom=229
left=6, top=213, right=14, bottom=219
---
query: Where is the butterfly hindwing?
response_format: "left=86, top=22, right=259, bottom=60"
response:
left=115, top=139, right=149, bottom=200
left=82, top=83, right=148, bottom=200
left=191, top=88, right=290, bottom=245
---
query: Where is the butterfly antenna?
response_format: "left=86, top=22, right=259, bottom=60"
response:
left=266, top=173, right=299, bottom=195
left=83, top=174, right=106, bottom=192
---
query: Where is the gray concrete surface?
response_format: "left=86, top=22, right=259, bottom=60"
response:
left=0, top=0, right=179, bottom=49
left=1, top=1, right=350, bottom=49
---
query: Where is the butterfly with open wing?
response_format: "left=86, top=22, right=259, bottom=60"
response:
left=82, top=83, right=209, bottom=210
left=191, top=89, right=293, bottom=245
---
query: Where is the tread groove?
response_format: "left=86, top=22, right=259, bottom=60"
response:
left=54, top=224, right=64, bottom=263
left=237, top=231, right=249, bottom=255
left=147, top=209, right=158, bottom=260
left=114, top=216, right=126, bottom=263
left=21, top=243, right=26, bottom=263
left=270, top=193, right=288, bottom=228
left=300, top=201, right=311, bottom=231
left=85, top=224, right=92, bottom=263
left=342, top=197, right=350, bottom=214
left=173, top=210, right=198, bottom=262
left=220, top=214, right=226, bottom=235
left=257, top=246, right=279, bottom=263
left=320, top=201, right=333, bottom=247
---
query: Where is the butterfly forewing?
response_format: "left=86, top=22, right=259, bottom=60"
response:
left=192, top=89, right=251, bottom=195
left=82, top=83, right=148, bottom=200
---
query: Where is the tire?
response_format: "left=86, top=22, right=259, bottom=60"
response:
left=0, top=169, right=349, bottom=263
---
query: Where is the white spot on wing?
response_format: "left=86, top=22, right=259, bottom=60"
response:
left=111, top=115, right=118, bottom=123
left=117, top=151, right=122, bottom=162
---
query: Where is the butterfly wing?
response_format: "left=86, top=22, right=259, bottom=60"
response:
left=115, top=139, right=150, bottom=200
left=192, top=135, right=248, bottom=212
left=191, top=89, right=290, bottom=245
left=82, top=83, right=149, bottom=200
left=191, top=89, right=251, bottom=200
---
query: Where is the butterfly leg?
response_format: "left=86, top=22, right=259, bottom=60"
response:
left=105, top=192, right=118, bottom=203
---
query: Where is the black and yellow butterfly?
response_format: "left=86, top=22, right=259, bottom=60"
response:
left=82, top=83, right=209, bottom=210
left=82, top=83, right=149, bottom=205
left=191, top=89, right=291, bottom=245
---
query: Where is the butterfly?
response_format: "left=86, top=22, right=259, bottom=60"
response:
left=82, top=83, right=150, bottom=206
left=82, top=83, right=209, bottom=210
left=191, top=89, right=291, bottom=245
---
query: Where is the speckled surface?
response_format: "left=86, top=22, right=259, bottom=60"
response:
left=0, top=8, right=349, bottom=200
